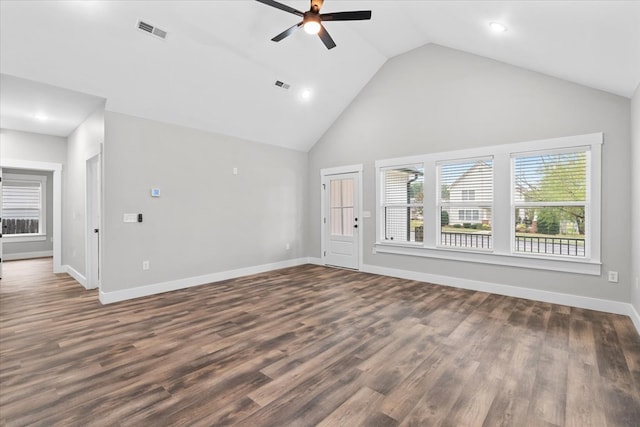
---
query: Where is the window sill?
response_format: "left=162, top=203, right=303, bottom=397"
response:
left=374, top=243, right=601, bottom=276
left=3, top=234, right=47, bottom=243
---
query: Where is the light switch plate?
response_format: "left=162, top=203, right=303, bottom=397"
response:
left=123, top=213, right=137, bottom=223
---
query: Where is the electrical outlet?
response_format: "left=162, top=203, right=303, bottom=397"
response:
left=142, top=260, right=150, bottom=271
left=285, top=243, right=290, bottom=250
left=607, top=271, right=618, bottom=283
left=372, top=246, right=377, bottom=254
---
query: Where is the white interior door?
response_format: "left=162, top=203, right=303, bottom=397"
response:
left=324, top=172, right=359, bottom=269
left=86, top=155, right=100, bottom=289
left=0, top=167, right=3, bottom=279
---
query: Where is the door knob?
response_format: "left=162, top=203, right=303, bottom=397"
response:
left=354, top=224, right=358, bottom=228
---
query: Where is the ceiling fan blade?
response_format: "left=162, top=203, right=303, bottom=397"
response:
left=320, top=11, right=372, bottom=21
left=272, top=22, right=303, bottom=42
left=255, top=0, right=304, bottom=17
left=318, top=24, right=336, bottom=50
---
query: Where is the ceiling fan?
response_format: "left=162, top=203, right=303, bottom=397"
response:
left=255, top=0, right=372, bottom=50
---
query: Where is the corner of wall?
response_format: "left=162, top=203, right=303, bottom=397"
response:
left=62, top=105, right=105, bottom=277
left=631, top=83, right=640, bottom=314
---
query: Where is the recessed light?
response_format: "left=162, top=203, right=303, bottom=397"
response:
left=489, top=22, right=507, bottom=33
left=301, top=89, right=312, bottom=100
left=34, top=114, right=49, bottom=121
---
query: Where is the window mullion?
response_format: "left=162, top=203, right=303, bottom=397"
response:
left=493, top=153, right=511, bottom=254
left=423, top=161, right=437, bottom=248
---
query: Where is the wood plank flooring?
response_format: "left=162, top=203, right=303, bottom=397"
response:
left=1, top=258, right=639, bottom=426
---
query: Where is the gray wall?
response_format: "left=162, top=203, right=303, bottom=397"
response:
left=632, top=84, right=640, bottom=313
left=0, top=128, right=67, bottom=164
left=63, top=108, right=104, bottom=276
left=102, top=111, right=308, bottom=293
left=0, top=129, right=66, bottom=258
left=307, top=44, right=632, bottom=303
left=1, top=169, right=53, bottom=256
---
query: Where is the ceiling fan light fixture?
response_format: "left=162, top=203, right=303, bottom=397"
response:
left=303, top=20, right=321, bottom=35
left=489, top=22, right=507, bottom=33
left=255, top=0, right=371, bottom=49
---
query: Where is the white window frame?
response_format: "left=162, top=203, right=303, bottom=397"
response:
left=374, top=133, right=602, bottom=275
left=379, top=163, right=424, bottom=245
left=2, top=173, right=47, bottom=243
left=510, top=147, right=591, bottom=259
left=437, top=156, right=494, bottom=252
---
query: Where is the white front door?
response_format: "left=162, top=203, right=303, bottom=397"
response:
left=324, top=172, right=359, bottom=269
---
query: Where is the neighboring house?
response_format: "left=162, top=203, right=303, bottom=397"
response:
left=446, top=160, right=492, bottom=225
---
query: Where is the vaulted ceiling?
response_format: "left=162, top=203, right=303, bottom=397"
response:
left=1, top=1, right=639, bottom=151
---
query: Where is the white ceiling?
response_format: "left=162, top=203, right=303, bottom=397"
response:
left=0, top=74, right=105, bottom=137
left=1, top=1, right=639, bottom=151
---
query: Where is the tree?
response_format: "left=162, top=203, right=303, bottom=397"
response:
left=408, top=180, right=423, bottom=203
left=441, top=184, right=450, bottom=201
left=520, top=153, right=586, bottom=235
left=441, top=210, right=449, bottom=226
left=536, top=208, right=560, bottom=235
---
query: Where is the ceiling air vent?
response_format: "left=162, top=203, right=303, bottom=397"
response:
left=137, top=20, right=167, bottom=40
left=275, top=80, right=290, bottom=90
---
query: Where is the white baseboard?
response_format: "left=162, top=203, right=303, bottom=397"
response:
left=3, top=250, right=53, bottom=261
left=91, top=255, right=640, bottom=336
left=99, top=257, right=313, bottom=304
left=307, top=257, right=323, bottom=265
left=64, top=265, right=87, bottom=288
left=629, top=304, right=640, bottom=334
left=361, top=263, right=640, bottom=335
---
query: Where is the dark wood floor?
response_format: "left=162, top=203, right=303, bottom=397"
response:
left=1, top=258, right=639, bottom=426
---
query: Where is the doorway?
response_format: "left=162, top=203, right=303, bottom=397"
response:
left=321, top=165, right=363, bottom=270
left=0, top=159, right=63, bottom=274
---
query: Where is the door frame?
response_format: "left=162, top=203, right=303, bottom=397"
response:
left=0, top=158, right=63, bottom=273
left=320, top=164, right=363, bottom=270
left=85, top=153, right=101, bottom=289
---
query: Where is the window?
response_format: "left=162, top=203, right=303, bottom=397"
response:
left=330, top=178, right=354, bottom=237
left=458, top=210, right=480, bottom=221
left=439, top=159, right=493, bottom=249
left=512, top=149, right=588, bottom=257
left=461, top=190, right=475, bottom=200
left=381, top=165, right=424, bottom=243
left=2, top=174, right=47, bottom=238
left=374, top=133, right=602, bottom=275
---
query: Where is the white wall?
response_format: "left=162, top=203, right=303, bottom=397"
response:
left=102, top=112, right=308, bottom=294
left=63, top=107, right=104, bottom=276
left=308, top=44, right=632, bottom=303
left=0, top=128, right=66, bottom=164
left=631, top=84, right=640, bottom=314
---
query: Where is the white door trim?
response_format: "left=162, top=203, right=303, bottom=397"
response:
left=320, top=164, right=363, bottom=270
left=0, top=158, right=63, bottom=273
left=85, top=154, right=101, bottom=289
